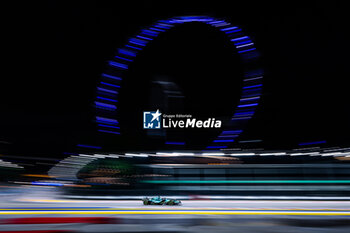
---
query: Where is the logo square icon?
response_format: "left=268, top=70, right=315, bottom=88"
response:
left=143, top=110, right=162, bottom=129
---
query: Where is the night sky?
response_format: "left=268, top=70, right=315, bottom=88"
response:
left=1, top=1, right=349, bottom=156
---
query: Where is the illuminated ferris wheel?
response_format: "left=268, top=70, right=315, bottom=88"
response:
left=94, top=16, right=263, bottom=150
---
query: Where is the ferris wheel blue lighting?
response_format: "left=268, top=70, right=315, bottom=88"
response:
left=95, top=16, right=263, bottom=149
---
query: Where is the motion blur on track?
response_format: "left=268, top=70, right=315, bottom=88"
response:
left=2, top=149, right=350, bottom=232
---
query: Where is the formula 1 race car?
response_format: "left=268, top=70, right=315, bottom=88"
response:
left=142, top=196, right=182, bottom=205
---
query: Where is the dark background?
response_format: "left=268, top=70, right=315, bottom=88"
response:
left=1, top=1, right=349, bottom=156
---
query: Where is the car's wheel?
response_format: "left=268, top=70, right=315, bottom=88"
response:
left=143, top=198, right=150, bottom=205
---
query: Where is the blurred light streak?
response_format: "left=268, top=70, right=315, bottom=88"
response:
left=142, top=180, right=350, bottom=184
left=259, top=152, right=286, bottom=156
left=96, top=96, right=118, bottom=102
left=98, top=129, right=120, bottom=134
left=125, top=44, right=142, bottom=50
left=0, top=159, right=23, bottom=169
left=22, top=174, right=54, bottom=178
left=236, top=42, right=254, bottom=48
left=100, top=82, right=120, bottom=88
left=230, top=36, right=249, bottom=42
left=94, top=102, right=117, bottom=109
left=108, top=61, right=128, bottom=69
left=220, top=26, right=238, bottom=31
left=299, top=141, right=327, bottom=146
left=322, top=152, right=343, bottom=156
left=202, top=153, right=225, bottom=156
left=224, top=28, right=242, bottom=34
left=149, top=27, right=165, bottom=32
left=231, top=153, right=255, bottom=156
left=97, top=124, right=120, bottom=129
left=239, top=139, right=262, bottom=143
left=96, top=116, right=118, bottom=124
left=97, top=87, right=118, bottom=94
left=115, top=55, right=133, bottom=62
left=101, top=73, right=122, bottom=80
left=76, top=144, right=102, bottom=150
left=118, top=48, right=137, bottom=57
left=136, top=35, right=153, bottom=41
left=125, top=153, right=148, bottom=157
left=237, top=48, right=257, bottom=53
left=235, top=39, right=253, bottom=46
left=206, top=146, right=227, bottom=149
left=213, top=139, right=234, bottom=142
left=237, top=103, right=258, bottom=108
left=31, top=182, right=63, bottom=186
left=244, top=76, right=263, bottom=81
left=165, top=141, right=186, bottom=145
left=222, top=130, right=242, bottom=134
left=243, top=84, right=263, bottom=89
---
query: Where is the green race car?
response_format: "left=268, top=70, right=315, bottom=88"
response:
left=142, top=196, right=182, bottom=205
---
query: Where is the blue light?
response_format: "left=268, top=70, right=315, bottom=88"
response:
left=218, top=135, right=239, bottom=138
left=97, top=96, right=118, bottom=102
left=136, top=35, right=153, bottom=41
left=97, top=87, right=118, bottom=94
left=32, top=182, right=63, bottom=186
left=97, top=124, right=120, bottom=129
left=96, top=120, right=118, bottom=125
left=159, top=19, right=174, bottom=23
left=109, top=61, right=128, bottom=69
left=238, top=48, right=256, bottom=53
left=231, top=36, right=249, bottom=42
left=208, top=20, right=225, bottom=25
left=96, top=116, right=118, bottom=123
left=141, top=29, right=159, bottom=36
left=165, top=141, right=186, bottom=145
left=221, top=26, right=238, bottom=31
left=101, top=82, right=120, bottom=88
left=213, top=139, right=234, bottom=142
left=150, top=27, right=165, bottom=32
left=115, top=56, right=133, bottom=62
left=238, top=103, right=258, bottom=108
left=299, top=141, right=326, bottom=146
left=222, top=130, right=242, bottom=134
left=95, top=15, right=263, bottom=148
left=98, top=129, right=120, bottom=135
left=232, top=116, right=252, bottom=120
left=102, top=73, right=122, bottom=80
left=129, top=40, right=147, bottom=47
left=154, top=24, right=171, bottom=29
left=129, top=41, right=145, bottom=47
left=125, top=44, right=142, bottom=50
left=243, top=84, right=263, bottom=89
left=242, top=87, right=262, bottom=94
left=224, top=28, right=242, bottom=34
left=118, top=48, right=137, bottom=57
left=234, top=111, right=255, bottom=115
left=95, top=102, right=117, bottom=109
left=77, top=144, right=102, bottom=149
left=241, top=93, right=260, bottom=99
left=234, top=40, right=253, bottom=46
left=129, top=38, right=148, bottom=45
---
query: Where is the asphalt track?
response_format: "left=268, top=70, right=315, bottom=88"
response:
left=1, top=199, right=350, bottom=232
left=1, top=200, right=350, bottom=216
